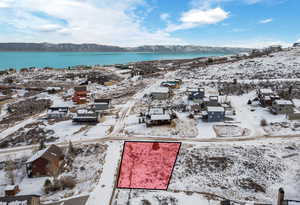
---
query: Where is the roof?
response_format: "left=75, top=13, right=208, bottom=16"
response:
left=26, top=145, right=63, bottom=164
left=74, top=86, right=87, bottom=92
left=48, top=107, right=69, bottom=114
left=260, top=89, right=273, bottom=94
left=150, top=114, right=171, bottom=121
left=5, top=185, right=18, bottom=191
left=209, top=96, right=218, bottom=100
left=274, top=100, right=293, bottom=105
left=148, top=108, right=164, bottom=115
left=187, top=88, right=199, bottom=92
left=94, top=99, right=111, bottom=103
left=207, top=106, right=225, bottom=112
left=151, top=87, right=169, bottom=94
left=77, top=109, right=95, bottom=114
left=47, top=87, right=62, bottom=91
left=161, top=81, right=177, bottom=85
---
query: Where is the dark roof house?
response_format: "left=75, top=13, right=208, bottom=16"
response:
left=72, top=109, right=100, bottom=124
left=25, top=145, right=64, bottom=178
left=93, top=99, right=111, bottom=112
left=47, top=107, right=69, bottom=119
left=203, top=106, right=225, bottom=122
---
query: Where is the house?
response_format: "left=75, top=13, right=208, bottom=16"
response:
left=293, top=43, right=300, bottom=47
left=145, top=107, right=172, bottom=127
left=25, top=145, right=64, bottom=178
left=206, top=96, right=220, bottom=107
left=47, top=87, right=63, bottom=94
left=72, top=109, right=100, bottom=124
left=257, top=88, right=280, bottom=107
left=288, top=108, right=300, bottom=120
left=47, top=107, right=69, bottom=119
left=187, top=88, right=205, bottom=101
left=203, top=106, right=225, bottom=122
left=265, top=45, right=282, bottom=53
left=160, top=80, right=181, bottom=89
left=0, top=195, right=40, bottom=205
left=93, top=99, right=111, bottom=112
left=150, top=87, right=170, bottom=100
left=4, top=185, right=20, bottom=196
left=271, top=100, right=294, bottom=115
left=72, top=86, right=88, bottom=104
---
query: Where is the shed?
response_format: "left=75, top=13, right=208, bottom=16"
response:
left=0, top=195, right=40, bottom=205
left=271, top=100, right=294, bottom=115
left=204, top=106, right=225, bottom=122
left=4, top=185, right=20, bottom=196
left=25, top=145, right=64, bottom=178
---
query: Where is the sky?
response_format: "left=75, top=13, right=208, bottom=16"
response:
left=0, top=0, right=299, bottom=48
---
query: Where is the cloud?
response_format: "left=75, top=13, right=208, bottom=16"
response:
left=0, top=0, right=13, bottom=8
left=160, top=13, right=170, bottom=22
left=259, top=18, right=273, bottom=24
left=35, top=24, right=63, bottom=32
left=166, top=7, right=229, bottom=32
left=0, top=0, right=184, bottom=46
left=181, top=8, right=229, bottom=24
left=245, top=0, right=262, bottom=4
left=231, top=28, right=248, bottom=32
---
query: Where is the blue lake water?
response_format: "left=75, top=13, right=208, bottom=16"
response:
left=0, top=52, right=231, bottom=70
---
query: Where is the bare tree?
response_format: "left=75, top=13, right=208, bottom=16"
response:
left=5, top=160, right=16, bottom=185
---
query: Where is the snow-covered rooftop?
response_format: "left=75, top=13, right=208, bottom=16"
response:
left=151, top=87, right=169, bottom=94
left=5, top=185, right=18, bottom=191
left=150, top=114, right=171, bottom=121
left=260, top=89, right=273, bottom=94
left=274, top=100, right=294, bottom=105
left=149, top=108, right=164, bottom=115
left=207, top=106, right=225, bottom=112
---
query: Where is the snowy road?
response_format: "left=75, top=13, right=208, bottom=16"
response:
left=1, top=133, right=300, bottom=156
left=86, top=141, right=122, bottom=205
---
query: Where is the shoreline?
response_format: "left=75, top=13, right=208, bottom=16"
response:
left=0, top=52, right=235, bottom=71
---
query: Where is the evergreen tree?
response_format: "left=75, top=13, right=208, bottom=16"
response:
left=68, top=141, right=75, bottom=155
left=39, top=139, right=46, bottom=150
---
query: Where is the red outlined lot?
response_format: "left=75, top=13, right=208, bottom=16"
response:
left=117, top=141, right=181, bottom=190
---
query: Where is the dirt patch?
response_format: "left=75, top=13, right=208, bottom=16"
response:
left=0, top=121, right=57, bottom=148
left=213, top=125, right=250, bottom=137
left=238, top=178, right=266, bottom=193
left=0, top=98, right=52, bottom=125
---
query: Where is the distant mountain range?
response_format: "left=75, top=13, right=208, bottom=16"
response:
left=0, top=43, right=250, bottom=53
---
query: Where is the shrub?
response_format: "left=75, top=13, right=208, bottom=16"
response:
left=59, top=176, right=76, bottom=189
left=44, top=179, right=52, bottom=194
left=260, top=119, right=268, bottom=127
